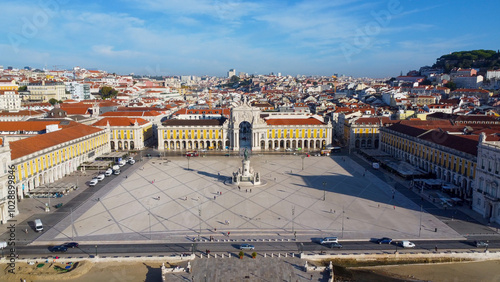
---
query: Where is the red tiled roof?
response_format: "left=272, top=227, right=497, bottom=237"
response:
left=0, top=121, right=77, bottom=132
left=100, top=110, right=161, bottom=117
left=10, top=124, right=105, bottom=160
left=92, top=117, right=150, bottom=127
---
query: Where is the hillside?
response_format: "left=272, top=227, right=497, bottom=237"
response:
left=432, top=49, right=500, bottom=73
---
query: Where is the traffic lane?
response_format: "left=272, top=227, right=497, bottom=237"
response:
left=196, top=242, right=299, bottom=253
left=16, top=243, right=193, bottom=256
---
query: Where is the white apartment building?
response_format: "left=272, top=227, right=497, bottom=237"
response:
left=0, top=90, right=21, bottom=110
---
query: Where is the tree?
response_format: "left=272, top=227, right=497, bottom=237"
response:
left=229, top=75, right=240, bottom=84
left=18, top=85, right=27, bottom=91
left=48, top=98, right=58, bottom=105
left=99, top=86, right=118, bottom=99
left=445, top=81, right=457, bottom=91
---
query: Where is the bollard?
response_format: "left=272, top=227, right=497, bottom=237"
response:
left=264, top=253, right=267, bottom=258
left=278, top=253, right=281, bottom=257
left=271, top=253, right=274, bottom=258
left=285, top=253, right=288, bottom=258
left=221, top=253, right=224, bottom=258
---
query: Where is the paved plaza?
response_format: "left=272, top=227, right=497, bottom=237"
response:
left=34, top=155, right=461, bottom=244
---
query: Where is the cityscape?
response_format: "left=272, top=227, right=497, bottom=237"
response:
left=1, top=0, right=500, bottom=281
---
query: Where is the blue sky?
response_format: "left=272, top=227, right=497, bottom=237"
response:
left=0, top=0, right=498, bottom=77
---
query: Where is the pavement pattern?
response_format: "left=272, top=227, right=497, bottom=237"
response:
left=32, top=154, right=460, bottom=244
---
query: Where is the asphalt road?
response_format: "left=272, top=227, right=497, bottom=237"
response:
left=12, top=239, right=498, bottom=258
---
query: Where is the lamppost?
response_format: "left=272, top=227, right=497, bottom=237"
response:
left=292, top=206, right=295, bottom=233
left=95, top=245, right=97, bottom=257
left=198, top=205, right=202, bottom=242
left=322, top=181, right=326, bottom=201
left=301, top=155, right=305, bottom=170
left=149, top=208, right=152, bottom=240
left=418, top=205, right=423, bottom=237
left=342, top=206, right=345, bottom=238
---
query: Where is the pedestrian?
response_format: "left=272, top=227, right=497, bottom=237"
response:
left=238, top=186, right=241, bottom=191
left=378, top=204, right=380, bottom=208
left=435, top=245, right=438, bottom=252
left=220, top=191, right=222, bottom=195
left=330, top=209, right=332, bottom=213
left=250, top=189, right=252, bottom=193
left=246, top=189, right=248, bottom=193
left=214, top=196, right=216, bottom=200
left=214, top=228, right=216, bottom=232
left=393, top=205, right=395, bottom=210
left=228, top=231, right=230, bottom=236
left=310, top=274, right=313, bottom=280
left=158, top=196, right=161, bottom=200
left=126, top=175, right=128, bottom=178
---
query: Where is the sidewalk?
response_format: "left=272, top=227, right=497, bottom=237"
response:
left=350, top=152, right=500, bottom=237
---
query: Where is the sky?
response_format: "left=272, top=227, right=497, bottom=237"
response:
left=0, top=0, right=499, bottom=78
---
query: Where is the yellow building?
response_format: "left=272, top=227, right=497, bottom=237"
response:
left=0, top=79, right=18, bottom=91
left=92, top=117, right=153, bottom=150
left=380, top=121, right=477, bottom=201
left=9, top=123, right=110, bottom=199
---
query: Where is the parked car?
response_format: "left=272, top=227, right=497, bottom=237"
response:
left=96, top=174, right=105, bottom=181
left=128, top=157, right=135, bottom=164
left=185, top=152, right=199, bottom=157
left=113, top=169, right=120, bottom=175
left=105, top=169, right=113, bottom=176
left=239, top=244, right=255, bottom=250
left=64, top=242, right=79, bottom=248
left=89, top=179, right=98, bottom=186
left=475, top=240, right=488, bottom=247
left=50, top=245, right=68, bottom=252
left=377, top=237, right=392, bottom=244
left=285, top=148, right=293, bottom=151
left=328, top=242, right=343, bottom=249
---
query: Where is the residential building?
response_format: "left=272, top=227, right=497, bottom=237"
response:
left=0, top=90, right=21, bottom=110
left=26, top=81, right=68, bottom=102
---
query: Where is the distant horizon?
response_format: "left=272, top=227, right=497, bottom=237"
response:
left=1, top=1, right=499, bottom=78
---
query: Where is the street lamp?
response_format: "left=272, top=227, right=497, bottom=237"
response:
left=341, top=206, right=345, bottom=238
left=149, top=208, right=152, bottom=240
left=95, top=245, right=97, bottom=257
left=292, top=206, right=295, bottom=233
left=322, top=182, right=326, bottom=201
left=198, top=206, right=202, bottom=242
left=418, top=205, right=423, bottom=237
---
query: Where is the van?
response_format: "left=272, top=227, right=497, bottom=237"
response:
left=320, top=237, right=338, bottom=244
left=401, top=240, right=415, bottom=248
left=34, top=219, right=43, bottom=232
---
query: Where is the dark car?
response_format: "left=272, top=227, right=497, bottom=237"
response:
left=64, top=242, right=79, bottom=248
left=474, top=240, right=488, bottom=247
left=377, top=237, right=393, bottom=244
left=328, top=242, right=343, bottom=249
left=50, top=245, right=68, bottom=252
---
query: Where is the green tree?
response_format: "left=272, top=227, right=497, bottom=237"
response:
left=229, top=75, right=240, bottom=84
left=18, top=85, right=27, bottom=91
left=48, top=98, right=58, bottom=105
left=445, top=81, right=457, bottom=91
left=99, top=86, right=118, bottom=99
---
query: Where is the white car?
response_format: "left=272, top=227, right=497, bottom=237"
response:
left=113, top=169, right=120, bottom=175
left=89, top=179, right=98, bottom=186
left=96, top=174, right=105, bottom=181
left=274, top=147, right=280, bottom=151
left=128, top=159, right=135, bottom=165
left=285, top=148, right=293, bottom=151
left=401, top=240, right=416, bottom=248
left=105, top=169, right=113, bottom=176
